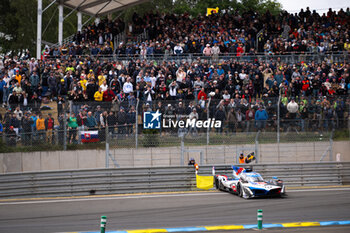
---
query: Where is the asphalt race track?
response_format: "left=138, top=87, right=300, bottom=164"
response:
left=0, top=188, right=349, bottom=233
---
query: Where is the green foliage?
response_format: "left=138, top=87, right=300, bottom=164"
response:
left=0, top=0, right=78, bottom=57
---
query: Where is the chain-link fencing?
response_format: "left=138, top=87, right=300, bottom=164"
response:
left=0, top=95, right=349, bottom=166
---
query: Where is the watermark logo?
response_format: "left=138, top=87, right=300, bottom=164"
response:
left=143, top=110, right=162, bottom=129
left=143, top=110, right=222, bottom=129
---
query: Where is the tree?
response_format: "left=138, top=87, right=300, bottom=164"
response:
left=0, top=0, right=78, bottom=57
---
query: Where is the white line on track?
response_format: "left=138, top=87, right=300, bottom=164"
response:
left=1, top=187, right=350, bottom=205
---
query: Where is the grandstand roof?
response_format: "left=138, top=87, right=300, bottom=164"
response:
left=57, top=0, right=150, bottom=17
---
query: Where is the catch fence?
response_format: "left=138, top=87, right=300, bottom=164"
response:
left=1, top=96, right=348, bottom=166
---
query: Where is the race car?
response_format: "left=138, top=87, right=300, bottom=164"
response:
left=213, top=166, right=285, bottom=199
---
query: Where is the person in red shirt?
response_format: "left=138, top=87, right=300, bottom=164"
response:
left=45, top=113, right=55, bottom=144
left=197, top=87, right=207, bottom=101
left=103, top=87, right=116, bottom=102
left=236, top=43, right=244, bottom=56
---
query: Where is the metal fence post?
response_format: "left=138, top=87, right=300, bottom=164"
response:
left=277, top=89, right=281, bottom=163
left=206, top=97, right=211, bottom=145
left=329, top=130, right=334, bottom=161
left=105, top=124, right=109, bottom=168
left=63, top=113, right=67, bottom=150
left=180, top=135, right=184, bottom=165
left=255, top=131, right=260, bottom=163
left=135, top=99, right=139, bottom=149
left=348, top=100, right=350, bottom=140
left=77, top=127, right=81, bottom=144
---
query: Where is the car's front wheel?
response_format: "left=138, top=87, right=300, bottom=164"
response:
left=237, top=183, right=243, bottom=197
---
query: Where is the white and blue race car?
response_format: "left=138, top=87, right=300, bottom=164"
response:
left=213, top=166, right=286, bottom=199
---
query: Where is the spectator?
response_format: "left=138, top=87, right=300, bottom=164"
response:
left=86, top=111, right=97, bottom=129
left=45, top=113, right=55, bottom=144
left=36, top=114, right=46, bottom=142
left=67, top=112, right=78, bottom=144
left=255, top=105, right=268, bottom=131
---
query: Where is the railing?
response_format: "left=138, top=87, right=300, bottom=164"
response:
left=45, top=52, right=350, bottom=64
left=0, top=162, right=349, bottom=198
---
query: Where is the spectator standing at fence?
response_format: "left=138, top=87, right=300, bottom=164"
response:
left=22, top=114, right=33, bottom=145
left=45, top=113, right=55, bottom=144
left=36, top=114, right=46, bottom=142
left=255, top=105, right=268, bottom=131
left=287, top=98, right=299, bottom=131
left=6, top=126, right=16, bottom=146
left=86, top=111, right=97, bottom=130
left=107, top=111, right=117, bottom=136
left=127, top=105, right=136, bottom=135
left=226, top=107, right=237, bottom=133
left=215, top=105, right=226, bottom=134
left=117, top=107, right=127, bottom=136
left=67, top=112, right=78, bottom=144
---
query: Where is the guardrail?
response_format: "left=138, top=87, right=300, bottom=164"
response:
left=0, top=162, right=349, bottom=199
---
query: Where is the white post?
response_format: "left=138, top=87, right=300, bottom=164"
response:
left=36, top=0, right=42, bottom=59
left=58, top=4, right=64, bottom=45
left=77, top=11, right=82, bottom=32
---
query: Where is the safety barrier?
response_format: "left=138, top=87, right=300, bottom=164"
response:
left=0, top=162, right=349, bottom=198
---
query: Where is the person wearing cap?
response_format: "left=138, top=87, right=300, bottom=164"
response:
left=6, top=125, right=17, bottom=146
left=188, top=158, right=196, bottom=166
left=239, top=153, right=245, bottom=164
left=87, top=69, right=95, bottom=80
left=15, top=70, right=22, bottom=84
left=203, top=44, right=212, bottom=56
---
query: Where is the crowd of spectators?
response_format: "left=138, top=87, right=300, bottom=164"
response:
left=41, top=7, right=350, bottom=58
left=0, top=7, right=350, bottom=146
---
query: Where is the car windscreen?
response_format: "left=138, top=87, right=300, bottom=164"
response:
left=246, top=174, right=264, bottom=182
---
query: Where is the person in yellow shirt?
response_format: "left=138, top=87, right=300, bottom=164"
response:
left=87, top=69, right=95, bottom=80
left=36, top=114, right=46, bottom=142
left=79, top=75, right=87, bottom=91
left=15, top=70, right=22, bottom=84
left=98, top=72, right=106, bottom=86
left=344, top=39, right=350, bottom=52
left=94, top=87, right=103, bottom=102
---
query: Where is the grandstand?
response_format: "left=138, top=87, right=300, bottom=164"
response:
left=0, top=3, right=349, bottom=151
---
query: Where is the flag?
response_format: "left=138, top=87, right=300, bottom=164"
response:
left=196, top=174, right=214, bottom=190
left=81, top=130, right=99, bottom=143
left=207, top=7, right=219, bottom=16
left=232, top=166, right=245, bottom=175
